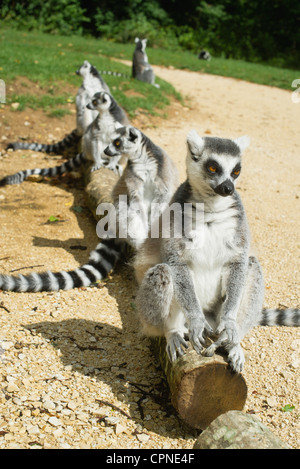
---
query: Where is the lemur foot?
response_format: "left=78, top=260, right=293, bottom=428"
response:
left=166, top=332, right=188, bottom=362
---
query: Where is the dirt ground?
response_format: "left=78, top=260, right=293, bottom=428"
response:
left=0, top=66, right=299, bottom=449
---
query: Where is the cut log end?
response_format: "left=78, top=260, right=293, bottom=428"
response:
left=152, top=337, right=247, bottom=430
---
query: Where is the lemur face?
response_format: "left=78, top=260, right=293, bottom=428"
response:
left=86, top=92, right=111, bottom=111
left=104, top=126, right=142, bottom=158
left=186, top=130, right=250, bottom=197
left=76, top=60, right=91, bottom=77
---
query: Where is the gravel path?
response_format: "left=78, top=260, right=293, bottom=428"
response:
left=0, top=66, right=299, bottom=449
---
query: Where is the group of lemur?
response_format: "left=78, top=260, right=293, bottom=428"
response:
left=0, top=38, right=299, bottom=373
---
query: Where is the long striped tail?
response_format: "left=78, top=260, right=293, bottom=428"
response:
left=99, top=70, right=130, bottom=79
left=6, top=129, right=81, bottom=155
left=0, top=239, right=123, bottom=292
left=0, top=153, right=87, bottom=187
left=259, top=308, right=300, bottom=327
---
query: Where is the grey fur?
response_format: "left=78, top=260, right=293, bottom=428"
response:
left=83, top=91, right=129, bottom=174
left=104, top=125, right=179, bottom=249
left=134, top=130, right=300, bottom=373
left=132, top=38, right=160, bottom=88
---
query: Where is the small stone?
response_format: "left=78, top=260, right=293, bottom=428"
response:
left=105, top=416, right=120, bottom=426
left=266, top=396, right=277, bottom=407
left=115, top=423, right=127, bottom=435
left=48, top=417, right=62, bottom=427
left=53, top=427, right=63, bottom=438
left=7, top=383, right=19, bottom=393
left=43, top=400, right=56, bottom=411
left=67, top=401, right=77, bottom=410
left=136, top=433, right=150, bottom=443
left=27, top=425, right=40, bottom=435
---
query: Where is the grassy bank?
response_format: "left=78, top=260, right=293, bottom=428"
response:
left=0, top=28, right=298, bottom=118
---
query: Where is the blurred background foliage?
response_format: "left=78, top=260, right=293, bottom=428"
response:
left=0, top=0, right=299, bottom=69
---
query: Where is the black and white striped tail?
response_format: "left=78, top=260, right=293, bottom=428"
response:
left=0, top=153, right=86, bottom=187
left=6, top=129, right=81, bottom=154
left=260, top=308, right=300, bottom=327
left=0, top=239, right=123, bottom=292
left=99, top=70, right=130, bottom=79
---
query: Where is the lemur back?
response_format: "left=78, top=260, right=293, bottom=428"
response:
left=134, top=130, right=300, bottom=373
left=0, top=126, right=179, bottom=292
left=6, top=61, right=109, bottom=155
left=132, top=38, right=159, bottom=88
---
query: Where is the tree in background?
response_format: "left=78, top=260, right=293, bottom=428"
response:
left=1, top=0, right=299, bottom=68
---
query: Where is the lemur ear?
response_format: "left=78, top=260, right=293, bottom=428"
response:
left=234, top=135, right=250, bottom=153
left=135, top=37, right=140, bottom=43
left=187, top=130, right=205, bottom=161
left=128, top=127, right=139, bottom=142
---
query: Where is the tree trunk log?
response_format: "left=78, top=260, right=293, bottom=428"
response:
left=193, top=410, right=289, bottom=449
left=152, top=337, right=247, bottom=430
left=83, top=167, right=248, bottom=430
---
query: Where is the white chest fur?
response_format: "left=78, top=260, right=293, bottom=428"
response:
left=183, top=197, right=240, bottom=311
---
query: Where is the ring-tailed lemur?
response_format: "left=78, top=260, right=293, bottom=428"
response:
left=82, top=91, right=129, bottom=175
left=134, top=130, right=300, bottom=373
left=5, top=60, right=110, bottom=154
left=132, top=38, right=160, bottom=88
left=0, top=91, right=130, bottom=185
left=198, top=50, right=211, bottom=61
left=0, top=126, right=179, bottom=292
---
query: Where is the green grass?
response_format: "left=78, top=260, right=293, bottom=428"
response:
left=0, top=28, right=181, bottom=118
left=0, top=27, right=298, bottom=119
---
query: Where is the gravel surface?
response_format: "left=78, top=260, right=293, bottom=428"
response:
left=0, top=66, right=299, bottom=449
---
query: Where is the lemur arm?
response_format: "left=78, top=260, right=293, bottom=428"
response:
left=164, top=239, right=213, bottom=352
left=217, top=253, right=249, bottom=344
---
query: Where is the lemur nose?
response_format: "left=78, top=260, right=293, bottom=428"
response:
left=223, top=183, right=234, bottom=195
left=214, top=179, right=234, bottom=197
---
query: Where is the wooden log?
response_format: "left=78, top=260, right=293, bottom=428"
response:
left=152, top=337, right=247, bottom=430
left=83, top=166, right=248, bottom=431
left=83, top=165, right=119, bottom=219
left=193, top=410, right=289, bottom=449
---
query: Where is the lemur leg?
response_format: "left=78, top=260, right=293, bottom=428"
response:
left=136, top=264, right=188, bottom=361
left=204, top=256, right=264, bottom=372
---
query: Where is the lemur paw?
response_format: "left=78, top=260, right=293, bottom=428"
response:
left=189, top=318, right=213, bottom=355
left=216, top=318, right=239, bottom=345
left=166, top=332, right=188, bottom=362
left=227, top=345, right=245, bottom=373
left=90, top=164, right=101, bottom=172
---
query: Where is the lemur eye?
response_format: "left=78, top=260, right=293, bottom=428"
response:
left=232, top=168, right=241, bottom=177
left=208, top=165, right=217, bottom=173
left=92, top=99, right=97, bottom=106
left=114, top=140, right=121, bottom=147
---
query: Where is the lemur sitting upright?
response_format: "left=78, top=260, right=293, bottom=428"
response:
left=6, top=61, right=110, bottom=154
left=0, top=126, right=179, bottom=292
left=134, top=130, right=300, bottom=373
left=0, top=91, right=129, bottom=186
left=82, top=91, right=129, bottom=175
left=132, top=38, right=160, bottom=88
